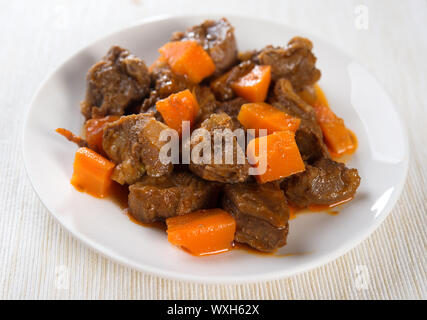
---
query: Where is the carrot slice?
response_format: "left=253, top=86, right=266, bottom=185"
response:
left=247, top=131, right=305, bottom=183
left=238, top=102, right=301, bottom=134
left=156, top=89, right=200, bottom=135
left=158, top=41, right=216, bottom=83
left=231, top=65, right=271, bottom=102
left=311, top=85, right=356, bottom=157
left=84, top=115, right=120, bottom=154
left=166, top=209, right=236, bottom=256
left=71, top=147, right=115, bottom=198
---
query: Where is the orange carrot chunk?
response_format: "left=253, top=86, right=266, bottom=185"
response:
left=71, top=147, right=115, bottom=198
left=310, top=85, right=356, bottom=157
left=166, top=209, right=236, bottom=256
left=156, top=89, right=200, bottom=135
left=84, top=115, right=120, bottom=154
left=158, top=40, right=216, bottom=83
left=247, top=131, right=305, bottom=184
left=238, top=102, right=301, bottom=134
left=231, top=65, right=271, bottom=102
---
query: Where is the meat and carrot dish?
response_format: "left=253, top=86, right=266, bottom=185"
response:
left=57, top=18, right=361, bottom=256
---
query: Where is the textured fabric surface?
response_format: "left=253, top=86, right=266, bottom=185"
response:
left=0, top=0, right=425, bottom=299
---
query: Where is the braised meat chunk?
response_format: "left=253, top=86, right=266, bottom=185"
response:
left=283, top=158, right=361, bottom=207
left=215, top=97, right=248, bottom=129
left=222, top=183, right=290, bottom=252
left=81, top=46, right=151, bottom=119
left=193, top=86, right=219, bottom=123
left=270, top=78, right=329, bottom=163
left=141, top=61, right=195, bottom=113
left=210, top=61, right=254, bottom=101
left=189, top=113, right=249, bottom=183
left=143, top=59, right=219, bottom=122
left=102, top=113, right=173, bottom=185
left=171, top=18, right=238, bottom=74
left=256, top=37, right=321, bottom=92
left=128, top=172, right=221, bottom=223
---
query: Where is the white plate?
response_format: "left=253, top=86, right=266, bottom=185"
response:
left=23, top=15, right=409, bottom=283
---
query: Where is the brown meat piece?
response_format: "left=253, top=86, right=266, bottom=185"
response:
left=140, top=62, right=195, bottom=113
left=102, top=114, right=173, bottom=184
left=270, top=78, right=329, bottom=163
left=238, top=49, right=258, bottom=62
left=142, top=63, right=219, bottom=124
left=171, top=18, right=238, bottom=74
left=210, top=61, right=254, bottom=101
left=283, top=158, right=361, bottom=207
left=189, top=113, right=249, bottom=183
left=215, top=97, right=248, bottom=129
left=128, top=172, right=221, bottom=223
left=222, top=183, right=290, bottom=252
left=256, top=37, right=321, bottom=92
left=81, top=46, right=151, bottom=119
left=193, top=86, right=219, bottom=123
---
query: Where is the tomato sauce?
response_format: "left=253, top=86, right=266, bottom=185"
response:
left=289, top=197, right=353, bottom=220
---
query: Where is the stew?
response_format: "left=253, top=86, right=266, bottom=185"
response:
left=56, top=18, right=360, bottom=256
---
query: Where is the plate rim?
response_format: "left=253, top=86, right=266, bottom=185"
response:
left=22, top=14, right=410, bottom=284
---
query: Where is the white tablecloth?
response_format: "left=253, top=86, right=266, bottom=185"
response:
left=0, top=0, right=425, bottom=299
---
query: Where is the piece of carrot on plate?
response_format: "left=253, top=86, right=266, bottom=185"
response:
left=247, top=131, right=305, bottom=184
left=238, top=102, right=301, bottom=134
left=158, top=40, right=216, bottom=83
left=71, top=147, right=115, bottom=198
left=166, top=209, right=236, bottom=256
left=231, top=64, right=271, bottom=102
left=156, top=89, right=200, bottom=135
left=84, top=115, right=120, bottom=154
left=310, top=85, right=356, bottom=157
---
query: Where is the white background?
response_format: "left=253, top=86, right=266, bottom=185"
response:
left=0, top=0, right=425, bottom=299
